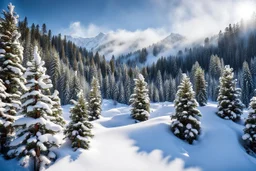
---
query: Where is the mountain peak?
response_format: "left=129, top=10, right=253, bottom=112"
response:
left=96, top=32, right=105, bottom=38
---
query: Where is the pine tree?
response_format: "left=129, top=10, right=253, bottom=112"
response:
left=156, top=70, right=163, bottom=101
left=195, top=67, right=207, bottom=106
left=70, top=71, right=81, bottom=101
left=208, top=55, right=222, bottom=101
left=130, top=74, right=150, bottom=122
left=242, top=61, right=253, bottom=107
left=153, top=86, right=160, bottom=102
left=118, top=82, right=126, bottom=104
left=64, top=90, right=93, bottom=150
left=171, top=74, right=201, bottom=144
left=217, top=65, right=244, bottom=121
left=49, top=90, right=65, bottom=126
left=243, top=95, right=256, bottom=153
left=169, top=79, right=176, bottom=102
left=190, top=61, right=200, bottom=87
left=112, top=82, right=119, bottom=105
left=0, top=3, right=26, bottom=147
left=0, top=78, right=9, bottom=151
left=8, top=46, right=63, bottom=170
left=88, top=77, right=102, bottom=121
left=124, top=74, right=131, bottom=104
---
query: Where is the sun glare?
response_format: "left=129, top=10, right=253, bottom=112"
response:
left=236, top=2, right=255, bottom=20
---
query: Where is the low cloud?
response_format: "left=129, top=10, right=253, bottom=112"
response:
left=151, top=0, right=256, bottom=40
left=99, top=28, right=168, bottom=58
left=61, top=21, right=108, bottom=38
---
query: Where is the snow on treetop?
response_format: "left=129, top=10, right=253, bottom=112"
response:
left=77, top=90, right=84, bottom=98
left=52, top=90, right=59, bottom=98
left=138, top=74, right=145, bottom=81
left=33, top=46, right=42, bottom=65
left=8, top=3, right=15, bottom=15
left=182, top=73, right=187, bottom=79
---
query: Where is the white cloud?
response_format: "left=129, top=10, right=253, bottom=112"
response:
left=62, top=21, right=108, bottom=38
left=153, top=0, right=256, bottom=40
left=99, top=28, right=168, bottom=59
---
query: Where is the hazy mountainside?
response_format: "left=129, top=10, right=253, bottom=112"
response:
left=66, top=32, right=185, bottom=61
left=117, top=33, right=185, bottom=66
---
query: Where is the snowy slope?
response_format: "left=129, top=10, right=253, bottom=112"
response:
left=47, top=100, right=255, bottom=171
left=2, top=100, right=256, bottom=171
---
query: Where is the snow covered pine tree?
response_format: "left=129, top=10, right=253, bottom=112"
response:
left=171, top=74, right=201, bottom=144
left=217, top=65, right=244, bottom=121
left=0, top=3, right=26, bottom=150
left=130, top=74, right=150, bottom=122
left=65, top=90, right=93, bottom=150
left=195, top=67, right=207, bottom=106
left=0, top=78, right=9, bottom=152
left=243, top=95, right=256, bottom=153
left=7, top=46, right=63, bottom=170
left=49, top=90, right=65, bottom=126
left=88, top=77, right=102, bottom=121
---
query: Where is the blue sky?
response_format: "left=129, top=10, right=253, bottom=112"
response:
left=1, top=0, right=176, bottom=34
left=1, top=0, right=256, bottom=39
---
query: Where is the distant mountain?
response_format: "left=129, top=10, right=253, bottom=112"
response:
left=66, top=32, right=106, bottom=51
left=66, top=32, right=185, bottom=62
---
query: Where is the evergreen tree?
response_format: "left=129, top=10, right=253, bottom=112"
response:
left=64, top=90, right=93, bottom=150
left=171, top=74, right=201, bottom=144
left=217, top=65, right=244, bottom=121
left=242, top=61, right=253, bottom=107
left=124, top=74, right=131, bottom=104
left=195, top=67, right=207, bottom=106
left=243, top=95, right=256, bottom=153
left=112, top=82, right=119, bottom=105
left=70, top=71, right=81, bottom=101
left=88, top=77, right=102, bottom=121
left=0, top=3, right=26, bottom=147
left=0, top=78, right=9, bottom=151
left=153, top=86, right=160, bottom=102
left=163, top=80, right=170, bottom=102
left=130, top=74, right=150, bottom=121
left=208, top=55, right=222, bottom=101
left=103, top=76, right=110, bottom=99
left=156, top=70, right=164, bottom=101
left=8, top=46, right=63, bottom=170
left=49, top=48, right=60, bottom=91
left=118, top=82, right=126, bottom=104
left=169, top=79, right=176, bottom=102
left=49, top=90, right=65, bottom=126
left=190, top=61, right=200, bottom=87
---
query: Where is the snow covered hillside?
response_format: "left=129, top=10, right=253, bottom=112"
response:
left=2, top=100, right=256, bottom=171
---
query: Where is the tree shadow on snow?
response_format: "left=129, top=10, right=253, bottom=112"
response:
left=100, top=114, right=135, bottom=128
left=53, top=140, right=83, bottom=163
left=127, top=122, right=200, bottom=169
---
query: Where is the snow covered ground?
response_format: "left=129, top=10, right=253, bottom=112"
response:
left=1, top=100, right=256, bottom=171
